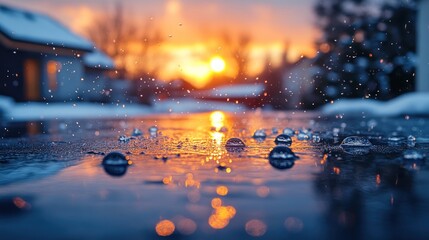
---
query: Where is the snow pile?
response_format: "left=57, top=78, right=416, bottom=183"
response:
left=6, top=102, right=152, bottom=121
left=0, top=95, right=14, bottom=115
left=322, top=92, right=429, bottom=116
left=83, top=50, right=115, bottom=69
left=0, top=96, right=247, bottom=121
left=207, top=84, right=265, bottom=98
left=153, top=98, right=246, bottom=113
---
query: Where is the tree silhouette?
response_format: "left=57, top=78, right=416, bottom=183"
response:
left=312, top=0, right=416, bottom=106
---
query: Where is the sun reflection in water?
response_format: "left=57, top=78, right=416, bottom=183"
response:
left=216, top=185, right=229, bottom=196
left=208, top=199, right=236, bottom=230
left=210, top=111, right=226, bottom=131
left=155, top=220, right=175, bottom=237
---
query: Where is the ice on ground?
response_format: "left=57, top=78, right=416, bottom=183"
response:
left=322, top=92, right=429, bottom=116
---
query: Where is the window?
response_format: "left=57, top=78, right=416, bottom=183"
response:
left=47, top=60, right=60, bottom=90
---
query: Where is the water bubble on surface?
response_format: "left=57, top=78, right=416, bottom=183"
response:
left=388, top=136, right=404, bottom=142
left=297, top=129, right=312, bottom=141
left=102, top=152, right=130, bottom=177
left=403, top=150, right=425, bottom=161
left=102, top=152, right=129, bottom=166
left=312, top=134, right=321, bottom=143
left=367, top=119, right=377, bottom=129
left=332, top=128, right=340, bottom=137
left=225, top=138, right=246, bottom=152
left=340, top=136, right=373, bottom=155
left=274, top=134, right=292, bottom=146
left=253, top=129, right=267, bottom=139
left=118, top=135, right=133, bottom=142
left=387, top=135, right=405, bottom=146
left=268, top=146, right=298, bottom=161
left=131, top=128, right=143, bottom=137
left=268, top=146, right=297, bottom=169
left=282, top=128, right=295, bottom=137
left=272, top=127, right=279, bottom=134
left=149, top=126, right=158, bottom=137
left=407, top=135, right=416, bottom=147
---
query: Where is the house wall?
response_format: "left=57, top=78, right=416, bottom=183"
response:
left=0, top=45, right=40, bottom=101
left=40, top=56, right=85, bottom=102
left=82, top=68, right=108, bottom=102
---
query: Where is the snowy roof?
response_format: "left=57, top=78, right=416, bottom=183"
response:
left=0, top=4, right=93, bottom=51
left=83, top=50, right=115, bottom=69
left=207, top=84, right=265, bottom=98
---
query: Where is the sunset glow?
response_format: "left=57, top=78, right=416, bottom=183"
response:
left=210, top=56, right=226, bottom=73
left=3, top=0, right=317, bottom=87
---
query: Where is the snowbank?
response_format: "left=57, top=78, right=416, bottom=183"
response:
left=205, top=84, right=265, bottom=98
left=322, top=92, right=429, bottom=116
left=6, top=102, right=152, bottom=121
left=153, top=98, right=246, bottom=113
left=0, top=95, right=14, bottom=115
left=0, top=96, right=247, bottom=121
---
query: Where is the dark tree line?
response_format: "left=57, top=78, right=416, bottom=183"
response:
left=312, top=0, right=416, bottom=106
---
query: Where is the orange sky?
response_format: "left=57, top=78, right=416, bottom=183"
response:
left=3, top=0, right=318, bottom=87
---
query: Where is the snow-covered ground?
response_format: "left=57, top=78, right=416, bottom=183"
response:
left=0, top=95, right=246, bottom=121
left=322, top=92, right=429, bottom=116
left=2, top=92, right=429, bottom=121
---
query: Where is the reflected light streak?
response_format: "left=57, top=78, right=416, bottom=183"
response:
left=210, top=111, right=226, bottom=145
left=210, top=111, right=226, bottom=131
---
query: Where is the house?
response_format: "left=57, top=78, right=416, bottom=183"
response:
left=83, top=50, right=115, bottom=102
left=0, top=4, right=114, bottom=102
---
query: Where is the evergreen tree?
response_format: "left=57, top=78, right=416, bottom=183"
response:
left=312, top=0, right=416, bottom=106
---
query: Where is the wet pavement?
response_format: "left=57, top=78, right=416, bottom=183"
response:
left=0, top=111, right=429, bottom=239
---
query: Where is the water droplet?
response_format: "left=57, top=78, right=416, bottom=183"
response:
left=131, top=128, right=143, bottom=136
left=268, top=146, right=297, bottom=169
left=340, top=136, right=372, bottom=155
left=225, top=138, right=245, bottom=152
left=253, top=129, right=267, bottom=139
left=118, top=135, right=133, bottom=142
left=387, top=135, right=405, bottom=146
left=403, top=150, right=425, bottom=161
left=102, top=152, right=128, bottom=166
left=274, top=134, right=292, bottom=146
left=282, top=128, right=295, bottom=136
left=272, top=127, right=279, bottom=134
left=312, top=134, right=321, bottom=143
left=332, top=128, right=340, bottom=137
left=149, top=126, right=158, bottom=137
left=296, top=128, right=312, bottom=141
left=102, top=152, right=130, bottom=177
left=407, top=135, right=416, bottom=147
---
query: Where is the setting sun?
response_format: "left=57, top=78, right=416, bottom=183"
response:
left=210, top=57, right=226, bottom=73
